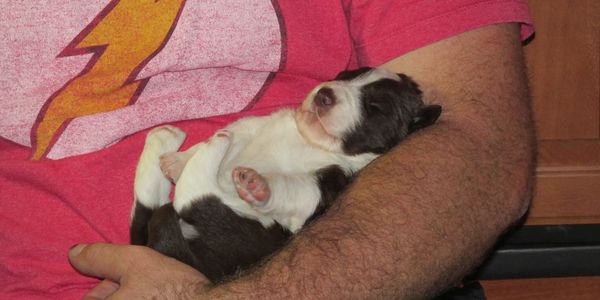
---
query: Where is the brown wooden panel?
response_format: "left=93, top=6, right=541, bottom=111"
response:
left=482, top=276, right=600, bottom=300
left=527, top=141, right=600, bottom=224
left=526, top=0, right=600, bottom=140
left=526, top=216, right=600, bottom=225
left=525, top=0, right=600, bottom=225
left=537, top=140, right=600, bottom=168
left=530, top=173, right=600, bottom=219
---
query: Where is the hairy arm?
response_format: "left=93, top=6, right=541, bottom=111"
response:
left=204, top=23, right=535, bottom=299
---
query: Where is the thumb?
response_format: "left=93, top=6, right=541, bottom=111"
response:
left=69, top=243, right=142, bottom=282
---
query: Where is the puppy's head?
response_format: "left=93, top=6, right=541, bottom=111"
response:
left=295, top=67, right=441, bottom=155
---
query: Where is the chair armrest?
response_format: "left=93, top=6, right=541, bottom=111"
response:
left=472, top=224, right=600, bottom=279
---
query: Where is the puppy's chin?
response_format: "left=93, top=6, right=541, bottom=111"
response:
left=294, top=108, right=343, bottom=153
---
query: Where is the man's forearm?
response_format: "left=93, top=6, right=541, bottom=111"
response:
left=203, top=24, right=534, bottom=299
left=205, top=118, right=533, bottom=299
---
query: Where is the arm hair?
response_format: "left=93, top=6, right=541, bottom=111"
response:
left=201, top=23, right=535, bottom=299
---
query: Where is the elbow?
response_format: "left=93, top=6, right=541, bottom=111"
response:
left=453, top=107, right=536, bottom=227
left=491, top=124, right=536, bottom=226
left=498, top=114, right=536, bottom=223
left=507, top=138, right=536, bottom=224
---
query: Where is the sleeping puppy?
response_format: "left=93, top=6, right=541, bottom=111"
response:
left=130, top=67, right=441, bottom=282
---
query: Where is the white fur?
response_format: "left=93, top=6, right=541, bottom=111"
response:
left=136, top=68, right=397, bottom=232
left=169, top=109, right=377, bottom=232
left=179, top=219, right=199, bottom=239
left=132, top=126, right=186, bottom=222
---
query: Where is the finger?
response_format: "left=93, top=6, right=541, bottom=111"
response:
left=82, top=279, right=119, bottom=300
left=69, top=243, right=146, bottom=282
left=105, top=288, right=131, bottom=300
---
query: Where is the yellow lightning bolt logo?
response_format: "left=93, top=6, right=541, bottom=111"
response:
left=31, top=0, right=186, bottom=160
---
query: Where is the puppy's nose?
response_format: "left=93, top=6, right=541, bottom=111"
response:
left=314, top=87, right=336, bottom=108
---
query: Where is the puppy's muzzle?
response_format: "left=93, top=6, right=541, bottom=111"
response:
left=314, top=87, right=336, bottom=112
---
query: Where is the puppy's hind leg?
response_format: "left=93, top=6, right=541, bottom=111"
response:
left=146, top=203, right=198, bottom=268
left=159, top=151, right=190, bottom=183
left=131, top=125, right=186, bottom=245
left=232, top=167, right=271, bottom=206
left=173, top=130, right=232, bottom=214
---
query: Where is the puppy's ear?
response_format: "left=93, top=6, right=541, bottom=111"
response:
left=408, top=105, right=442, bottom=133
left=397, top=73, right=422, bottom=95
left=335, top=67, right=373, bottom=81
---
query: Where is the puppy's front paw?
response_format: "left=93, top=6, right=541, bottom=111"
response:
left=232, top=167, right=270, bottom=206
left=159, top=152, right=187, bottom=182
left=146, top=125, right=186, bottom=153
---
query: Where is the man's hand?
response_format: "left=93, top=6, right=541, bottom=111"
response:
left=68, top=243, right=209, bottom=300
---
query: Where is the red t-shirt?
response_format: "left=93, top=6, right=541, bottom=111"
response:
left=0, top=1, right=533, bottom=298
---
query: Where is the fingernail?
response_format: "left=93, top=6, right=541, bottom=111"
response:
left=69, top=244, right=87, bottom=257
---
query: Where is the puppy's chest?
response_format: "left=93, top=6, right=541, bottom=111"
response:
left=210, top=110, right=376, bottom=192
left=221, top=131, right=336, bottom=177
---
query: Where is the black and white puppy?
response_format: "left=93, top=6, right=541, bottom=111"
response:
left=130, top=67, right=441, bottom=282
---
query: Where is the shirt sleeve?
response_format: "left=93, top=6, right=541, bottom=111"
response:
left=345, top=0, right=535, bottom=66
